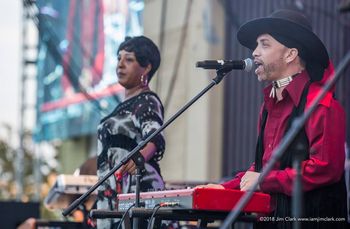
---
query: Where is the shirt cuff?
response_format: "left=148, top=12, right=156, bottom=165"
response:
left=220, top=171, right=246, bottom=189
left=260, top=170, right=284, bottom=194
left=221, top=178, right=240, bottom=189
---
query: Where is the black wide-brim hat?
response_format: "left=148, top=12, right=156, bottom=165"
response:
left=237, top=9, right=329, bottom=81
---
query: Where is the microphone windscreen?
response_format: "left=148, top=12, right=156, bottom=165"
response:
left=244, top=58, right=253, bottom=72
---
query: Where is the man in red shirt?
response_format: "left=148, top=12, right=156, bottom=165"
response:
left=202, top=9, right=348, bottom=228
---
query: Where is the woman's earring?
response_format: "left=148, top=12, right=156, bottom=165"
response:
left=141, top=75, right=148, bottom=86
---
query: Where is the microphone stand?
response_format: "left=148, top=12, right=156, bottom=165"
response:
left=131, top=152, right=145, bottom=229
left=220, top=50, right=350, bottom=229
left=62, top=67, right=232, bottom=224
left=291, top=142, right=306, bottom=229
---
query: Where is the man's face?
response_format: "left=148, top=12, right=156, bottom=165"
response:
left=252, top=34, right=289, bottom=81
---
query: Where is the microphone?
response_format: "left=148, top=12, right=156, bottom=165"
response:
left=196, top=58, right=253, bottom=72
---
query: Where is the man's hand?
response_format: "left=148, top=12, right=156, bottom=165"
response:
left=195, top=184, right=225, bottom=189
left=240, top=171, right=261, bottom=191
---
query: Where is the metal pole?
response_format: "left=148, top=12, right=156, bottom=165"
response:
left=15, top=0, right=28, bottom=201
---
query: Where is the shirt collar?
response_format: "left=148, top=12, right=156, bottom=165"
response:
left=263, top=70, right=310, bottom=108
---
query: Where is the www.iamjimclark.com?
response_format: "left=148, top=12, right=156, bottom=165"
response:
left=259, top=216, right=347, bottom=222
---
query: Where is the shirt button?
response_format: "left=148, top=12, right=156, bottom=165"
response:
left=268, top=144, right=272, bottom=148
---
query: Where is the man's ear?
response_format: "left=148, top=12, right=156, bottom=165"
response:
left=285, top=48, right=299, bottom=64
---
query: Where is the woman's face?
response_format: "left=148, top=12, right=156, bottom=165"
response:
left=116, top=50, right=147, bottom=89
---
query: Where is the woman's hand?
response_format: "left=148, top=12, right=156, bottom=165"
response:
left=116, top=142, right=157, bottom=176
left=117, top=159, right=137, bottom=175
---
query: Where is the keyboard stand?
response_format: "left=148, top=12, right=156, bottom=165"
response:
left=89, top=209, right=131, bottom=229
left=90, top=208, right=259, bottom=228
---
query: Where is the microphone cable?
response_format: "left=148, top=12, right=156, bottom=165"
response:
left=147, top=202, right=179, bottom=229
left=146, top=204, right=162, bottom=229
left=116, top=203, right=136, bottom=229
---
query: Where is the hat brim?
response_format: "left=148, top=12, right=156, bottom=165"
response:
left=237, top=17, right=329, bottom=68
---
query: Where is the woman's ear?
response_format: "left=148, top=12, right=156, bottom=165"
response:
left=143, top=64, right=152, bottom=76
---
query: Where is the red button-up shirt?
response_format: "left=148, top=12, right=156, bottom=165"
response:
left=222, top=71, right=346, bottom=196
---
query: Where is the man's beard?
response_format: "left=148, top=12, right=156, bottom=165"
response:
left=256, top=61, right=282, bottom=82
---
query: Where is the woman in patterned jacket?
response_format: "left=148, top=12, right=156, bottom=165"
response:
left=96, top=36, right=165, bottom=229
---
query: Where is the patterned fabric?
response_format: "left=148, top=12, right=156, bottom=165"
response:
left=96, top=91, right=165, bottom=229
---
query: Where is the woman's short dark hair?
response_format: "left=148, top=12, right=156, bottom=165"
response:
left=117, top=36, right=161, bottom=82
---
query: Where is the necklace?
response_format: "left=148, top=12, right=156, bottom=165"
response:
left=269, top=73, right=299, bottom=98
